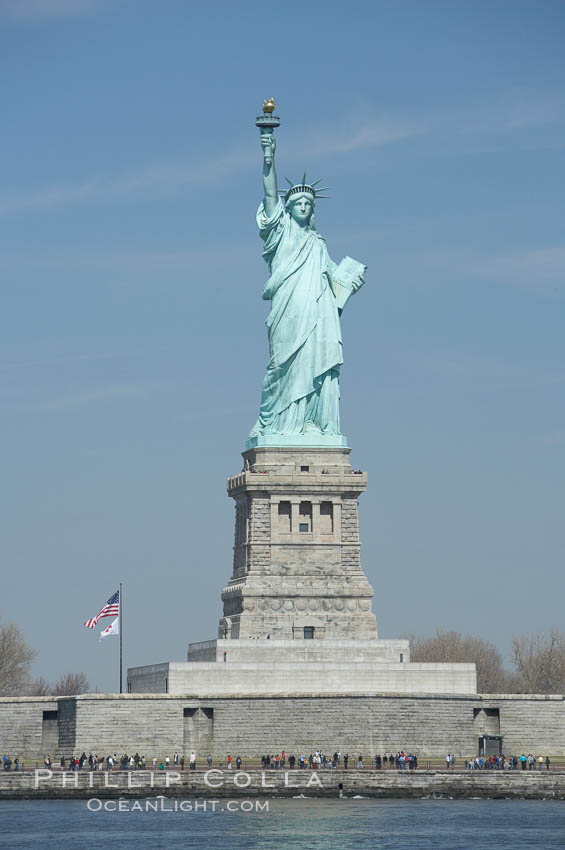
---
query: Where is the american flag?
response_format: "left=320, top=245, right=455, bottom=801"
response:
left=84, top=590, right=120, bottom=629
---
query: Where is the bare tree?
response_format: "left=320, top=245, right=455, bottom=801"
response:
left=409, top=629, right=510, bottom=693
left=0, top=620, right=38, bottom=696
left=26, top=676, right=53, bottom=696
left=52, top=672, right=90, bottom=696
left=511, top=629, right=565, bottom=694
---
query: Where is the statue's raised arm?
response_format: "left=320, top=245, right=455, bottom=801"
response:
left=261, top=132, right=278, bottom=218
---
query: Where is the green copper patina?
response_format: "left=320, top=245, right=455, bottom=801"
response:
left=247, top=104, right=366, bottom=450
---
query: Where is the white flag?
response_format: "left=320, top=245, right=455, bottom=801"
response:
left=99, top=617, right=119, bottom=642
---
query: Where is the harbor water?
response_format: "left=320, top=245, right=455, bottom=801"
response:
left=2, top=797, right=565, bottom=849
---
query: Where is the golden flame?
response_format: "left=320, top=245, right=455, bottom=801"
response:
left=262, top=98, right=276, bottom=114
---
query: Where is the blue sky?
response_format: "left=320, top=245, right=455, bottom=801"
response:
left=1, top=0, right=564, bottom=692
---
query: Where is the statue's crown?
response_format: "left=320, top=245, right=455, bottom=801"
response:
left=280, top=173, right=330, bottom=204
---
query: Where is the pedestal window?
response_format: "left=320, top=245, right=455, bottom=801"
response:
left=299, top=501, right=312, bottom=532
left=278, top=501, right=291, bottom=533
left=320, top=501, right=334, bottom=534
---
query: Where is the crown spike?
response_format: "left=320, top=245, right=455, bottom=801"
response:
left=302, top=171, right=307, bottom=185
left=284, top=177, right=294, bottom=186
left=311, top=178, right=324, bottom=187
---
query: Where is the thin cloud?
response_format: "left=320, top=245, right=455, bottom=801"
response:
left=0, top=179, right=102, bottom=214
left=536, top=431, right=565, bottom=446
left=412, top=245, right=565, bottom=291
left=388, top=349, right=565, bottom=389
left=0, top=245, right=248, bottom=274
left=0, top=352, right=119, bottom=373
left=0, top=150, right=255, bottom=215
left=453, top=95, right=563, bottom=135
left=468, top=245, right=565, bottom=289
left=0, top=96, right=563, bottom=216
left=501, top=99, right=561, bottom=131
left=0, top=380, right=161, bottom=412
left=0, top=0, right=102, bottom=19
left=302, top=117, right=424, bottom=157
left=36, top=384, right=153, bottom=410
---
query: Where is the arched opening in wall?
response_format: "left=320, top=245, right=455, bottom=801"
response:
left=278, top=501, right=291, bottom=534
left=320, top=501, right=333, bottom=533
left=473, top=707, right=500, bottom=735
left=183, top=707, right=214, bottom=753
left=299, top=501, right=312, bottom=533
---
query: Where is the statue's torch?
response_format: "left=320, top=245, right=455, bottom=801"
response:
left=256, top=98, right=280, bottom=163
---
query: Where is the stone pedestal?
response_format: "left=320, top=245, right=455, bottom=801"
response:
left=128, top=443, right=477, bottom=700
left=218, top=446, right=378, bottom=642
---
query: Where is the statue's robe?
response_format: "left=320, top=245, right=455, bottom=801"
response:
left=249, top=198, right=343, bottom=437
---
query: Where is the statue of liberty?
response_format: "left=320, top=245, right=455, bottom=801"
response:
left=248, top=101, right=366, bottom=448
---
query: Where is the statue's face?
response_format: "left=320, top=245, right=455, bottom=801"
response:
left=289, top=196, right=313, bottom=226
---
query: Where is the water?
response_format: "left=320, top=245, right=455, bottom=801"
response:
left=1, top=798, right=565, bottom=849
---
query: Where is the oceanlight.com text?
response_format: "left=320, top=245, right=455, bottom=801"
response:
left=86, top=798, right=269, bottom=812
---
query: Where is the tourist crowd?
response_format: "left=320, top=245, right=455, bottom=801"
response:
left=1, top=750, right=554, bottom=772
left=4, top=750, right=417, bottom=771
left=258, top=751, right=419, bottom=770
left=31, top=751, right=200, bottom=772
left=465, top=754, right=551, bottom=771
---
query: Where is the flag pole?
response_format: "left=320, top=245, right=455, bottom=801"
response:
left=119, top=581, right=123, bottom=694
